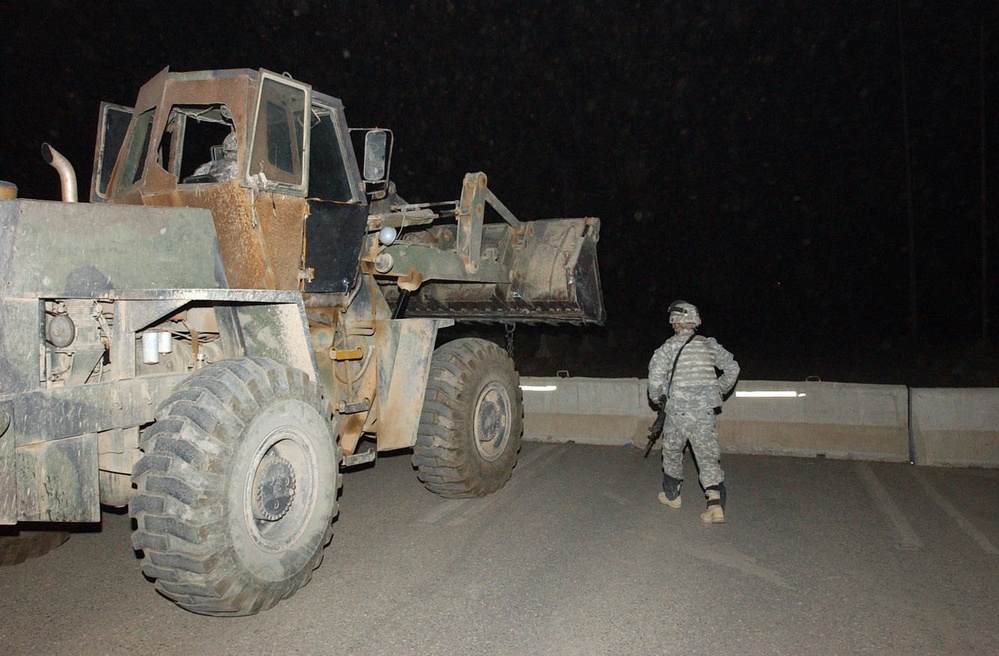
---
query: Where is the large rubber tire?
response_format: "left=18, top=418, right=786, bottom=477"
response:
left=413, top=338, right=523, bottom=498
left=130, top=357, right=340, bottom=616
left=0, top=530, right=70, bottom=566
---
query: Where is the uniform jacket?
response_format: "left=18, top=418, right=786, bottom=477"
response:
left=648, top=329, right=740, bottom=411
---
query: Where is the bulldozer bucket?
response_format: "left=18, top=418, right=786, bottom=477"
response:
left=384, top=217, right=604, bottom=325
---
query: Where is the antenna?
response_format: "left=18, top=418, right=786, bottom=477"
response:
left=980, top=19, right=989, bottom=342
left=897, top=0, right=917, bottom=338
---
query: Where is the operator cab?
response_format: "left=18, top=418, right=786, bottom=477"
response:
left=89, top=68, right=389, bottom=294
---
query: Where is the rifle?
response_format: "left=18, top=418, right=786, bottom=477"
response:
left=643, top=332, right=697, bottom=458
left=643, top=397, right=667, bottom=458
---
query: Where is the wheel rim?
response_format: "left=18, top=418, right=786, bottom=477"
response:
left=243, top=426, right=317, bottom=554
left=473, top=381, right=512, bottom=462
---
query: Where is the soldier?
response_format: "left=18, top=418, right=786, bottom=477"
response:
left=648, top=300, right=739, bottom=523
left=190, top=132, right=239, bottom=183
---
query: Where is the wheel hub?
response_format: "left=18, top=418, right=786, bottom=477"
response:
left=474, top=382, right=511, bottom=461
left=251, top=453, right=297, bottom=521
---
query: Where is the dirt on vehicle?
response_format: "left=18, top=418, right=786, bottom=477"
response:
left=0, top=67, right=603, bottom=615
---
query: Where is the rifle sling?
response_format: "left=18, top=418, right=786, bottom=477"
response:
left=662, top=333, right=697, bottom=407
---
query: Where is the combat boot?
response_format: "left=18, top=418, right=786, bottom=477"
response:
left=658, top=474, right=682, bottom=508
left=700, top=484, right=725, bottom=523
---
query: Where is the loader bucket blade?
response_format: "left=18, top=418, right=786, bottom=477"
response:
left=390, top=217, right=605, bottom=325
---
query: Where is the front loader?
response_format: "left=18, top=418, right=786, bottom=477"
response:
left=0, top=67, right=603, bottom=616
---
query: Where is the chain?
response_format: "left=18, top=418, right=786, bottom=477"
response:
left=504, top=322, right=516, bottom=358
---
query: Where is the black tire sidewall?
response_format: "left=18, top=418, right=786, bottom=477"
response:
left=226, top=395, right=338, bottom=582
left=130, top=357, right=339, bottom=615
left=0, top=531, right=70, bottom=567
left=460, top=347, right=522, bottom=482
left=415, top=338, right=523, bottom=497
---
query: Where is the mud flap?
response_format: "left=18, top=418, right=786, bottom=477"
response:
left=0, top=411, right=15, bottom=524
left=374, top=318, right=453, bottom=451
left=15, top=434, right=100, bottom=523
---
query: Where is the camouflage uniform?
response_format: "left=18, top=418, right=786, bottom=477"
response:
left=648, top=327, right=739, bottom=490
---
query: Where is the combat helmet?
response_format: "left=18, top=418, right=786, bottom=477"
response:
left=668, top=300, right=701, bottom=328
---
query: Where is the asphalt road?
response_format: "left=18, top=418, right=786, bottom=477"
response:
left=1, top=442, right=997, bottom=655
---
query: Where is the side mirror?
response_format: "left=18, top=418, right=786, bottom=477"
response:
left=363, top=130, right=388, bottom=182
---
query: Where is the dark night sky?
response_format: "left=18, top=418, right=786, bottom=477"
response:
left=2, top=1, right=997, bottom=384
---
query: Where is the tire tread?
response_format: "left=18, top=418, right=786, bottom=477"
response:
left=130, top=357, right=339, bottom=616
left=412, top=338, right=523, bottom=498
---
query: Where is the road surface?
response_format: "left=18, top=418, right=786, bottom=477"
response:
left=1, top=442, right=997, bottom=655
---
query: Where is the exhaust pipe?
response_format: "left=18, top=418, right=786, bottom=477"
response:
left=41, top=143, right=78, bottom=202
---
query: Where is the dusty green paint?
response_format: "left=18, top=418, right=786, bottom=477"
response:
left=382, top=242, right=509, bottom=283
left=374, top=318, right=451, bottom=451
left=2, top=200, right=223, bottom=296
left=235, top=302, right=317, bottom=378
left=15, top=434, right=100, bottom=523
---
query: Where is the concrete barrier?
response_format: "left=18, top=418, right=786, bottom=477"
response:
left=716, top=380, right=909, bottom=462
left=520, top=376, right=649, bottom=446
left=520, top=376, right=997, bottom=468
left=911, top=388, right=999, bottom=467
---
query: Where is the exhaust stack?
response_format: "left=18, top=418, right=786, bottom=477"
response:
left=41, top=143, right=78, bottom=202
